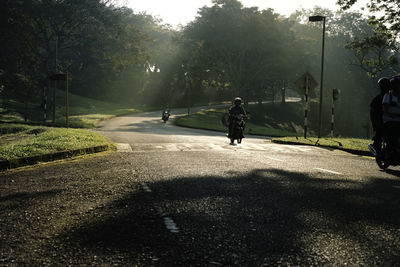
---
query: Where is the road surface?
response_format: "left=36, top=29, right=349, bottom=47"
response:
left=1, top=107, right=400, bottom=266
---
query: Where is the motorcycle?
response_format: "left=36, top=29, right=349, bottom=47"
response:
left=162, top=111, right=170, bottom=123
left=228, top=114, right=246, bottom=144
left=375, top=137, right=400, bottom=169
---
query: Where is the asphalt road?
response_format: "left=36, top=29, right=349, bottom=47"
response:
left=1, top=107, right=400, bottom=266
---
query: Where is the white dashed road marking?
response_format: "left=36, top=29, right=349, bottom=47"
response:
left=163, top=217, right=180, bottom=233
left=141, top=183, right=152, bottom=193
left=314, top=168, right=342, bottom=175
left=139, top=182, right=180, bottom=233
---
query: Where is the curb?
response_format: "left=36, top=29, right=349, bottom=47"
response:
left=271, top=140, right=373, bottom=157
left=0, top=145, right=111, bottom=171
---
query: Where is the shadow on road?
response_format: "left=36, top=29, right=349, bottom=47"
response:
left=383, top=168, right=400, bottom=178
left=56, top=168, right=400, bottom=266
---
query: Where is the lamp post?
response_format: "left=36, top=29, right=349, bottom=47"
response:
left=309, top=15, right=326, bottom=138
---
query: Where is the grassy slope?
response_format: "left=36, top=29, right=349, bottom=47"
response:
left=0, top=124, right=115, bottom=161
left=176, top=103, right=304, bottom=137
left=1, top=89, right=150, bottom=128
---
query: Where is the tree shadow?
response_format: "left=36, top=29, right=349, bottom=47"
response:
left=0, top=189, right=64, bottom=210
left=55, top=169, right=400, bottom=266
left=382, top=168, right=400, bottom=178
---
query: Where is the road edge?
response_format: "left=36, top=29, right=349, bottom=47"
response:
left=271, top=139, right=372, bottom=157
left=0, top=145, right=112, bottom=171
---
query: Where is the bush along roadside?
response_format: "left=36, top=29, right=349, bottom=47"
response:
left=0, top=124, right=115, bottom=171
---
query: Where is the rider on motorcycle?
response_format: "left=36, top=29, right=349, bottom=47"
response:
left=162, top=107, right=170, bottom=121
left=228, top=97, right=247, bottom=144
left=382, top=75, right=400, bottom=154
left=368, top=77, right=391, bottom=155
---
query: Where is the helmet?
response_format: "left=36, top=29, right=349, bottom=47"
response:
left=390, top=75, right=400, bottom=90
left=234, top=97, right=242, bottom=105
left=377, top=77, right=391, bottom=93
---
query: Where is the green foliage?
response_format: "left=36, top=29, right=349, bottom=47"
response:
left=338, top=0, right=400, bottom=36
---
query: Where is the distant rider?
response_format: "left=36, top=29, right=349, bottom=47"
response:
left=162, top=107, right=170, bottom=122
left=228, top=97, right=247, bottom=143
left=382, top=75, right=400, bottom=153
left=368, top=77, right=391, bottom=155
left=162, top=107, right=170, bottom=116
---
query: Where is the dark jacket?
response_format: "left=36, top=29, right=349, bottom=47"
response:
left=228, top=105, right=246, bottom=117
left=370, top=94, right=385, bottom=130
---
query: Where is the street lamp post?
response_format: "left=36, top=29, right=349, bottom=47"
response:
left=309, top=15, right=326, bottom=138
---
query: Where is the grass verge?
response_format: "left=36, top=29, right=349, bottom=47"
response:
left=272, top=137, right=370, bottom=154
left=0, top=124, right=115, bottom=161
left=176, top=108, right=299, bottom=137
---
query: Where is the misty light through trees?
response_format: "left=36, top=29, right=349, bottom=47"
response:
left=0, top=0, right=399, bottom=137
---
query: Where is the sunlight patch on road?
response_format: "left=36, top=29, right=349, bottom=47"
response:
left=116, top=143, right=132, bottom=152
left=265, top=157, right=284, bottom=162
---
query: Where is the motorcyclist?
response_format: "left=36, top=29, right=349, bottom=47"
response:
left=368, top=77, right=391, bottom=155
left=382, top=75, right=400, bottom=154
left=228, top=97, right=247, bottom=144
left=162, top=107, right=170, bottom=121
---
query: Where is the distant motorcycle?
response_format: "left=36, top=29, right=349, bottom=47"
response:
left=162, top=111, right=170, bottom=123
left=375, top=136, right=400, bottom=169
left=228, top=114, right=246, bottom=144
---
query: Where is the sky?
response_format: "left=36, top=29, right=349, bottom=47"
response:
left=123, top=0, right=369, bottom=28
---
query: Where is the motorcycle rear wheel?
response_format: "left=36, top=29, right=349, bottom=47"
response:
left=376, top=155, right=390, bottom=169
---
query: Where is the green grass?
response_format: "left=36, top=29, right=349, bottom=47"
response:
left=0, top=123, right=115, bottom=161
left=271, top=136, right=370, bottom=153
left=176, top=108, right=300, bottom=137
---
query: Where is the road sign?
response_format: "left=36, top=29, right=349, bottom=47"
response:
left=333, top=88, right=340, bottom=101
left=296, top=72, right=318, bottom=94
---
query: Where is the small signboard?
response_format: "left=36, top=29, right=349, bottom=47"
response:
left=296, top=72, right=318, bottom=94
left=333, top=88, right=340, bottom=101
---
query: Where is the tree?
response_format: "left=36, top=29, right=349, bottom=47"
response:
left=345, top=32, right=399, bottom=78
left=183, top=0, right=301, bottom=104
left=337, top=0, right=400, bottom=36
left=0, top=0, right=152, bottom=110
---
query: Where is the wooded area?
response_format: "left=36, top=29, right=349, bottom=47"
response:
left=0, top=0, right=399, bottom=137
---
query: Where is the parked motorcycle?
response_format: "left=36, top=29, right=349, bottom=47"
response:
left=228, top=114, right=246, bottom=144
left=375, top=137, right=400, bottom=169
left=162, top=111, right=170, bottom=123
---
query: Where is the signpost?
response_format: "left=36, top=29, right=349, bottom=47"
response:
left=331, top=88, right=340, bottom=136
left=296, top=72, right=318, bottom=138
left=49, top=73, right=69, bottom=127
